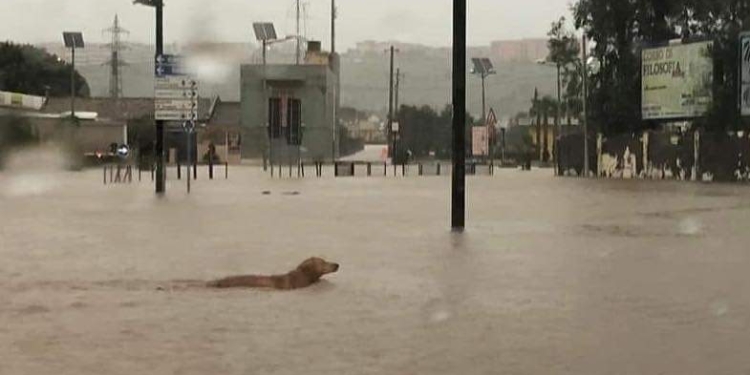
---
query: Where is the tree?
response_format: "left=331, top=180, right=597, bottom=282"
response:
left=396, top=104, right=475, bottom=161
left=547, top=17, right=583, bottom=122
left=0, top=42, right=89, bottom=97
left=572, top=0, right=750, bottom=134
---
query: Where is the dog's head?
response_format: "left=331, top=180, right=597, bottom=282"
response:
left=297, top=257, right=340, bottom=281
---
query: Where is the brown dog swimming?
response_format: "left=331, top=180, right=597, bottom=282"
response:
left=207, top=257, right=340, bottom=290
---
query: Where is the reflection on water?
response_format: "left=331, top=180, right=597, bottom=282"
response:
left=2, top=167, right=750, bottom=375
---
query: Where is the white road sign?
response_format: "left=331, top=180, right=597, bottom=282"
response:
left=154, top=75, right=199, bottom=121
left=155, top=89, right=198, bottom=99
left=155, top=99, right=198, bottom=111
left=155, top=110, right=198, bottom=121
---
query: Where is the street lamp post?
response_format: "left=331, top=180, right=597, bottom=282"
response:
left=582, top=35, right=589, bottom=177
left=62, top=32, right=84, bottom=121
left=133, top=0, right=165, bottom=194
left=452, top=0, right=466, bottom=231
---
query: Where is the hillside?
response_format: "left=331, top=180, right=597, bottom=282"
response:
left=65, top=43, right=558, bottom=122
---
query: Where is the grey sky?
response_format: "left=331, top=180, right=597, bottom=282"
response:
left=0, top=0, right=573, bottom=48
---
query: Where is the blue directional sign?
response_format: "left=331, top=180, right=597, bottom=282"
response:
left=155, top=54, right=186, bottom=77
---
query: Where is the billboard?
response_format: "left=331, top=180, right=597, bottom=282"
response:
left=740, top=32, right=750, bottom=116
left=472, top=126, right=489, bottom=157
left=641, top=40, right=713, bottom=120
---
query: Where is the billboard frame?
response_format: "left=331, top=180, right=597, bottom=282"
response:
left=639, top=37, right=714, bottom=122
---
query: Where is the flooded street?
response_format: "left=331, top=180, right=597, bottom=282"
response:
left=2, top=163, right=750, bottom=375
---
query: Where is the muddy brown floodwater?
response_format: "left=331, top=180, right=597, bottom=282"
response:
left=2, top=161, right=750, bottom=375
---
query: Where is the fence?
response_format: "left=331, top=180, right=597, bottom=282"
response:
left=269, top=161, right=496, bottom=179
left=104, top=162, right=229, bottom=185
left=557, top=130, right=750, bottom=182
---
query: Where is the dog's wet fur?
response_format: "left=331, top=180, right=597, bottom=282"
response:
left=207, top=257, right=340, bottom=290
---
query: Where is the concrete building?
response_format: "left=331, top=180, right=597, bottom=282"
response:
left=240, top=43, right=340, bottom=162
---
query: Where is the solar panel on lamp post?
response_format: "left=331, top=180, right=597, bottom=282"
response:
left=471, top=58, right=496, bottom=125
left=62, top=32, right=84, bottom=121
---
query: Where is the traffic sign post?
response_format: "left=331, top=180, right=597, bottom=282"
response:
left=153, top=56, right=199, bottom=122
left=182, top=121, right=196, bottom=194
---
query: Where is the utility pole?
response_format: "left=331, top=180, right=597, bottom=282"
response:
left=296, top=0, right=301, bottom=65
left=582, top=35, right=589, bottom=178
left=395, top=68, right=401, bottom=117
left=387, top=45, right=395, bottom=160
left=452, top=0, right=466, bottom=230
left=331, top=0, right=336, bottom=54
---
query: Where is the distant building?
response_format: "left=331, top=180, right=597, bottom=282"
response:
left=240, top=42, right=340, bottom=162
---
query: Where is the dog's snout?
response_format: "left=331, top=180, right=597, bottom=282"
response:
left=332, top=263, right=340, bottom=271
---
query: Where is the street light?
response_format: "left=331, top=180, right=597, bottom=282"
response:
left=133, top=0, right=165, bottom=194
left=452, top=0, right=467, bottom=231
left=62, top=32, right=84, bottom=120
left=471, top=57, right=496, bottom=124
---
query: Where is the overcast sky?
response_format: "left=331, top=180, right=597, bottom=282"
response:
left=0, top=0, right=574, bottom=48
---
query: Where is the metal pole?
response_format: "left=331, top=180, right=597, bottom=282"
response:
left=70, top=46, right=76, bottom=120
left=155, top=0, right=165, bottom=194
left=187, top=127, right=191, bottom=193
left=555, top=62, right=561, bottom=175
left=296, top=0, right=301, bottom=65
left=452, top=0, right=466, bottom=230
left=387, top=46, right=395, bottom=160
left=395, top=68, right=401, bottom=116
left=481, top=74, right=486, bottom=125
left=582, top=35, right=589, bottom=178
left=331, top=0, right=336, bottom=54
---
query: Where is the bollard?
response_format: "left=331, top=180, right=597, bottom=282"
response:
left=384, top=162, right=387, bottom=176
left=103, top=166, right=107, bottom=185
left=209, top=159, right=214, bottom=180
left=150, top=164, right=155, bottom=181
left=350, top=163, right=355, bottom=176
left=318, top=162, right=323, bottom=177
left=334, top=162, right=339, bottom=177
left=225, top=162, right=229, bottom=179
left=367, top=162, right=372, bottom=176
left=177, top=162, right=182, bottom=180
left=402, top=164, right=406, bottom=176
left=301, top=162, right=305, bottom=178
left=437, top=163, right=442, bottom=176
left=193, top=162, right=197, bottom=180
left=419, top=164, right=423, bottom=176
